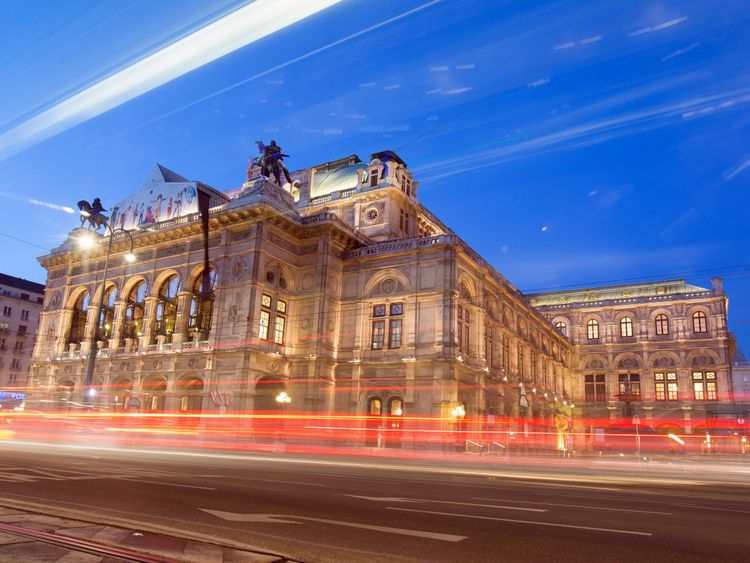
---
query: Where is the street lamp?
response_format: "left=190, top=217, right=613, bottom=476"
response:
left=77, top=204, right=136, bottom=407
left=275, top=390, right=291, bottom=443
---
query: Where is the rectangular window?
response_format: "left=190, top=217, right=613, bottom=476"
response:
left=585, top=374, right=606, bottom=403
left=618, top=373, right=640, bottom=399
left=405, top=213, right=410, bottom=233
left=692, top=371, right=717, bottom=401
left=399, top=209, right=405, bottom=231
left=0, top=338, right=5, bottom=350
left=20, top=293, right=29, bottom=301
left=390, top=302, right=403, bottom=316
left=259, top=310, right=270, bottom=341
left=10, top=358, right=20, bottom=370
left=373, top=304, right=386, bottom=317
left=274, top=315, right=286, bottom=345
left=389, top=319, right=402, bottom=348
left=654, top=372, right=677, bottom=400
left=261, top=293, right=272, bottom=308
left=17, top=325, right=26, bottom=334
left=693, top=380, right=705, bottom=401
left=372, top=320, right=385, bottom=349
left=276, top=299, right=287, bottom=314
left=2, top=306, right=11, bottom=317
left=13, top=340, right=23, bottom=352
left=21, top=310, right=29, bottom=321
left=370, top=170, right=379, bottom=186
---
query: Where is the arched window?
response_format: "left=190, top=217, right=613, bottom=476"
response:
left=620, top=316, right=633, bottom=338
left=655, top=314, right=669, bottom=336
left=123, top=280, right=147, bottom=340
left=96, top=285, right=117, bottom=341
left=188, top=268, right=217, bottom=338
left=586, top=319, right=599, bottom=340
left=692, top=311, right=708, bottom=333
left=154, top=274, right=180, bottom=340
left=555, top=321, right=567, bottom=336
left=68, top=291, right=90, bottom=345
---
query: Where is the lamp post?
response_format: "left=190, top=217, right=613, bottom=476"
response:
left=451, top=403, right=466, bottom=452
left=77, top=211, right=136, bottom=407
left=275, top=390, right=291, bottom=441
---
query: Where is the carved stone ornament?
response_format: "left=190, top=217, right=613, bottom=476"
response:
left=188, top=358, right=197, bottom=368
left=231, top=259, right=247, bottom=282
left=654, top=356, right=675, bottom=367
left=618, top=357, right=638, bottom=369
left=692, top=354, right=714, bottom=367
left=586, top=358, right=605, bottom=370
left=380, top=278, right=397, bottom=294
left=300, top=319, right=310, bottom=329
left=49, top=291, right=62, bottom=309
left=269, top=361, right=279, bottom=372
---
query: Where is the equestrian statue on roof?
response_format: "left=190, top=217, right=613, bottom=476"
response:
left=77, top=197, right=109, bottom=231
left=250, top=140, right=298, bottom=189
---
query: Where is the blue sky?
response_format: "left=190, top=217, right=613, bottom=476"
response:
left=1, top=0, right=749, bottom=345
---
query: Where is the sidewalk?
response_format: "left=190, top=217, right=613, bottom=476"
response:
left=0, top=504, right=297, bottom=563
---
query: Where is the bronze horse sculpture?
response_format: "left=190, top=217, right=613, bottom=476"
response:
left=77, top=198, right=109, bottom=232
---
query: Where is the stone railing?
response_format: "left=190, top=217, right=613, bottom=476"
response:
left=344, top=234, right=452, bottom=258
left=48, top=340, right=212, bottom=360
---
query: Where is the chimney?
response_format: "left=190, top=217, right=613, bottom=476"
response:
left=710, top=277, right=724, bottom=295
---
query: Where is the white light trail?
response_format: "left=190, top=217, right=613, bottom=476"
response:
left=0, top=192, right=75, bottom=214
left=0, top=0, right=342, bottom=161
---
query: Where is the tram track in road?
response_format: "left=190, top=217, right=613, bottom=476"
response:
left=0, top=520, right=174, bottom=563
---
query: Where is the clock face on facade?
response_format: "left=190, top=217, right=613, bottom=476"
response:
left=364, top=207, right=379, bottom=223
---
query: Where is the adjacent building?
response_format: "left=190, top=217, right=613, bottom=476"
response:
left=28, top=149, right=740, bottom=448
left=0, top=273, right=45, bottom=408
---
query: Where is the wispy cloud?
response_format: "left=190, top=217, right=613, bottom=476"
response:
left=383, top=84, right=401, bottom=91
left=629, top=16, right=688, bottom=37
left=0, top=0, right=343, bottom=161
left=358, top=82, right=376, bottom=88
left=554, top=35, right=602, bottom=50
left=430, top=65, right=450, bottom=72
left=662, top=42, right=700, bottom=62
left=722, top=156, right=750, bottom=182
left=444, top=86, right=473, bottom=95
left=415, top=87, right=750, bottom=183
left=527, top=78, right=550, bottom=88
left=456, top=64, right=475, bottom=70
left=266, top=79, right=284, bottom=85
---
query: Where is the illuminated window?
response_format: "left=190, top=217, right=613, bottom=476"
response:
left=259, top=310, right=270, bottom=341
left=188, top=269, right=216, bottom=337
left=274, top=315, right=286, bottom=345
left=68, top=291, right=90, bottom=345
left=372, top=320, right=385, bottom=349
left=457, top=305, right=471, bottom=355
left=692, top=311, right=708, bottom=333
left=259, top=291, right=287, bottom=345
left=370, top=169, right=379, bottom=186
left=618, top=373, right=640, bottom=399
left=655, top=314, right=669, bottom=336
left=155, top=275, right=179, bottom=340
left=368, top=397, right=382, bottom=415
left=389, top=319, right=402, bottom=348
left=692, top=371, right=717, bottom=401
left=97, top=285, right=117, bottom=341
left=586, top=319, right=599, bottom=340
left=554, top=321, right=567, bottom=336
left=620, top=317, right=633, bottom=338
left=123, top=280, right=147, bottom=340
left=584, top=374, right=606, bottom=403
left=655, top=372, right=677, bottom=401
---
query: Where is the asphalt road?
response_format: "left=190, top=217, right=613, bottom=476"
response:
left=0, top=441, right=749, bottom=562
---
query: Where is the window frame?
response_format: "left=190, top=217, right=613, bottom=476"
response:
left=655, top=314, right=669, bottom=336
left=586, top=319, right=600, bottom=340
left=619, top=316, right=633, bottom=338
left=692, top=311, right=708, bottom=333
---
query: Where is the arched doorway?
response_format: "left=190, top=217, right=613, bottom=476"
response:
left=175, top=376, right=204, bottom=412
left=364, top=394, right=404, bottom=447
left=142, top=377, right=168, bottom=411
left=253, top=376, right=286, bottom=412
left=110, top=377, right=134, bottom=411
left=53, top=379, right=75, bottom=410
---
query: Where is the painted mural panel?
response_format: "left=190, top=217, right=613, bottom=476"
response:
left=109, top=182, right=198, bottom=230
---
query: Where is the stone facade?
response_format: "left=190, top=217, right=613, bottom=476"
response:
left=0, top=273, right=44, bottom=404
left=529, top=279, right=737, bottom=443
left=29, top=150, right=738, bottom=448
left=30, top=154, right=573, bottom=447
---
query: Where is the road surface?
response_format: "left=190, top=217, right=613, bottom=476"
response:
left=0, top=441, right=748, bottom=562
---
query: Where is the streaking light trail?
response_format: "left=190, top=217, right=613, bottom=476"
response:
left=0, top=0, right=343, bottom=161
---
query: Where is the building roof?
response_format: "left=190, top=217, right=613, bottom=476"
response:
left=147, top=163, right=190, bottom=184
left=528, top=279, right=712, bottom=308
left=0, top=273, right=45, bottom=295
left=310, top=162, right=368, bottom=199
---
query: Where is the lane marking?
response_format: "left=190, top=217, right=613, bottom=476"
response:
left=672, top=503, right=750, bottom=515
left=472, top=497, right=672, bottom=515
left=345, top=495, right=546, bottom=513
left=115, top=478, right=216, bottom=491
left=196, top=474, right=325, bottom=487
left=387, top=507, right=652, bottom=536
left=201, top=509, right=467, bottom=542
left=3, top=441, right=697, bottom=489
